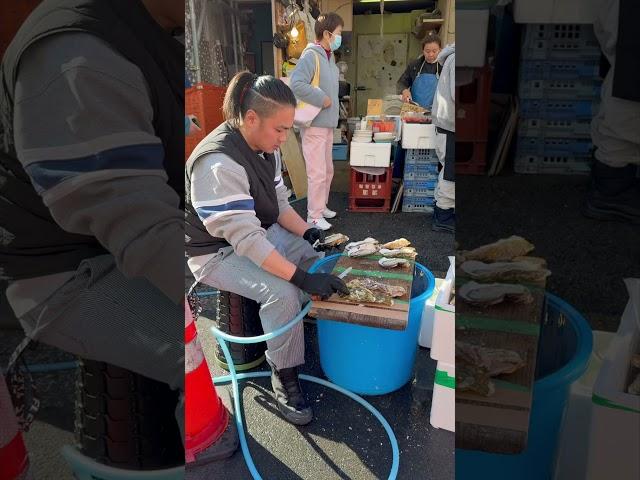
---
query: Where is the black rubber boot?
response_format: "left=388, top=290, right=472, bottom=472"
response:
left=269, top=363, right=313, bottom=426
left=583, top=161, right=640, bottom=224
left=432, top=205, right=455, bottom=233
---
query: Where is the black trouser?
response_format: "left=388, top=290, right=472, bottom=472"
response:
left=436, top=126, right=455, bottom=182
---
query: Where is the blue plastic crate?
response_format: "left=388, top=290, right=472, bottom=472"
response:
left=522, top=24, right=598, bottom=48
left=518, top=79, right=601, bottom=100
left=405, top=148, right=439, bottom=165
left=514, top=154, right=592, bottom=175
left=518, top=118, right=592, bottom=139
left=521, top=25, right=600, bottom=61
left=402, top=194, right=435, bottom=213
left=520, top=99, right=599, bottom=120
left=519, top=59, right=600, bottom=82
left=517, top=136, right=593, bottom=156
left=404, top=178, right=437, bottom=197
left=403, top=163, right=439, bottom=180
left=332, top=143, right=348, bottom=161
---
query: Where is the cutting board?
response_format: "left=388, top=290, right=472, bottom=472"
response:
left=308, top=254, right=416, bottom=330
left=455, top=276, right=546, bottom=454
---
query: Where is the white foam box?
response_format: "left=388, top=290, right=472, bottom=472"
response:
left=553, top=331, right=615, bottom=480
left=419, top=278, right=445, bottom=349
left=585, top=281, right=640, bottom=480
left=430, top=256, right=455, bottom=365
left=349, top=141, right=392, bottom=168
left=401, top=122, right=438, bottom=150
left=514, top=0, right=597, bottom=24
left=430, top=360, right=455, bottom=432
left=456, top=9, right=490, bottom=67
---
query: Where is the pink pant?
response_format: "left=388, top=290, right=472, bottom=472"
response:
left=300, top=126, right=334, bottom=219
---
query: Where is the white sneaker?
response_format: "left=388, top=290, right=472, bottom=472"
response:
left=322, top=208, right=337, bottom=219
left=307, top=217, right=332, bottom=231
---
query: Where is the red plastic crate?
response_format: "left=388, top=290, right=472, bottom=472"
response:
left=185, top=83, right=226, bottom=160
left=456, top=65, right=493, bottom=143
left=456, top=141, right=488, bottom=175
left=348, top=167, right=392, bottom=212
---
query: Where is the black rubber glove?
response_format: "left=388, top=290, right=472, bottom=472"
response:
left=290, top=268, right=349, bottom=298
left=303, top=227, right=325, bottom=247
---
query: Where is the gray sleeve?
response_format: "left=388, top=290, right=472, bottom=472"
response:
left=12, top=33, right=184, bottom=303
left=289, top=51, right=326, bottom=107
left=190, top=153, right=276, bottom=266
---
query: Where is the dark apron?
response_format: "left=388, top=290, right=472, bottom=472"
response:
left=612, top=0, right=640, bottom=102
left=436, top=127, right=455, bottom=182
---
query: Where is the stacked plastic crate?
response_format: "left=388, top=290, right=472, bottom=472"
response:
left=402, top=149, right=439, bottom=213
left=515, top=24, right=602, bottom=174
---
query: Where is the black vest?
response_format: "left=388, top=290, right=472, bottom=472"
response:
left=185, top=122, right=280, bottom=258
left=0, top=0, right=184, bottom=280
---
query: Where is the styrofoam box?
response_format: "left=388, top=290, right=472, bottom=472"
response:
left=553, top=330, right=615, bottom=480
left=430, top=360, right=455, bottom=432
left=349, top=141, right=391, bottom=167
left=586, top=280, right=640, bottom=480
left=456, top=9, right=490, bottom=67
left=514, top=0, right=597, bottom=24
left=401, top=123, right=438, bottom=149
left=430, top=256, right=455, bottom=365
left=419, top=278, right=445, bottom=348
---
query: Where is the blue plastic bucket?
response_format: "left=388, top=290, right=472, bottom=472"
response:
left=456, top=293, right=593, bottom=480
left=309, top=254, right=435, bottom=395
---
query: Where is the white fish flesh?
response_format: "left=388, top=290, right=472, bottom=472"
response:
left=460, top=260, right=551, bottom=286
left=459, top=281, right=533, bottom=307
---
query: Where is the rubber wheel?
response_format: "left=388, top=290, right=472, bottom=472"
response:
left=74, top=359, right=183, bottom=470
left=215, top=291, right=267, bottom=369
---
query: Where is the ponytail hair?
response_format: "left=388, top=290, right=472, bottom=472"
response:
left=222, top=71, right=297, bottom=128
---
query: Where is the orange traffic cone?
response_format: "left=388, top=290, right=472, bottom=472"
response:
left=1, top=374, right=31, bottom=480
left=185, top=300, right=237, bottom=464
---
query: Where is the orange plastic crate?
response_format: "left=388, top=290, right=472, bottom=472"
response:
left=185, top=83, right=226, bottom=160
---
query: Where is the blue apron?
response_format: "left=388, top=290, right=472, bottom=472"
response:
left=411, top=60, right=439, bottom=110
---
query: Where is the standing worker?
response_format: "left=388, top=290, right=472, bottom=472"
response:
left=585, top=0, right=640, bottom=223
left=290, top=12, right=344, bottom=231
left=185, top=72, right=348, bottom=426
left=431, top=43, right=456, bottom=233
left=397, top=32, right=443, bottom=110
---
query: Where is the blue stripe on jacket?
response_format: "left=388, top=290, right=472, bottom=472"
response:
left=25, top=143, right=165, bottom=193
left=195, top=199, right=255, bottom=220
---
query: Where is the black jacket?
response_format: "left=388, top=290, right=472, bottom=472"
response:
left=396, top=56, right=440, bottom=94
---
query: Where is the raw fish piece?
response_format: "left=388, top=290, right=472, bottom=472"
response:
left=457, top=361, right=495, bottom=397
left=379, top=257, right=411, bottom=269
left=347, top=278, right=406, bottom=298
left=459, top=282, right=533, bottom=307
left=456, top=341, right=525, bottom=377
left=463, top=236, right=535, bottom=262
left=382, top=238, right=411, bottom=249
left=460, top=260, right=551, bottom=286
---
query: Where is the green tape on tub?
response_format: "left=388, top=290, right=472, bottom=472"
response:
left=333, top=266, right=414, bottom=281
left=435, top=369, right=455, bottom=389
left=456, top=315, right=541, bottom=336
left=592, top=394, right=640, bottom=414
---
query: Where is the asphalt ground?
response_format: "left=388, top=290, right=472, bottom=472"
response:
left=186, top=191, right=455, bottom=479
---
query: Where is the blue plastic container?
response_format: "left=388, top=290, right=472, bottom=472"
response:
left=309, top=254, right=435, bottom=396
left=456, top=293, right=593, bottom=480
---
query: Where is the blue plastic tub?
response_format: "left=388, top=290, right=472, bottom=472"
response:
left=456, top=293, right=593, bottom=480
left=309, top=254, right=435, bottom=395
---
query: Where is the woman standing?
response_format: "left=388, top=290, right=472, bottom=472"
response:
left=397, top=32, right=442, bottom=110
left=290, top=13, right=343, bottom=231
left=185, top=72, right=348, bottom=425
